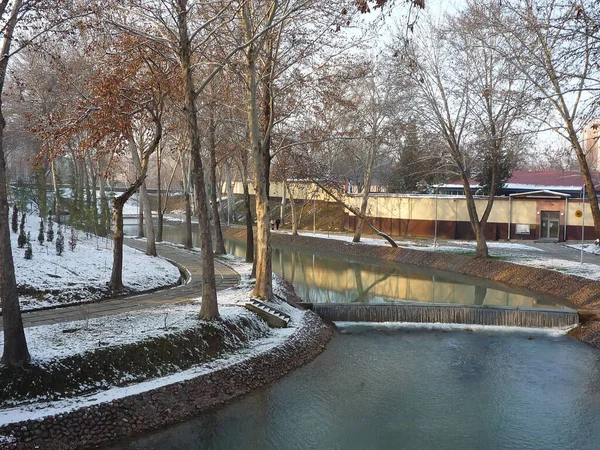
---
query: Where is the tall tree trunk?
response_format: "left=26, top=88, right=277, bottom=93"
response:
left=240, top=156, right=254, bottom=263
left=110, top=197, right=126, bottom=292
left=571, top=128, right=600, bottom=238
left=86, top=152, right=99, bottom=235
left=83, top=157, right=92, bottom=230
left=35, top=165, right=47, bottom=219
left=51, top=160, right=60, bottom=221
left=245, top=50, right=271, bottom=299
left=460, top=170, right=489, bottom=258
left=285, top=180, right=298, bottom=235
left=225, top=162, right=235, bottom=223
left=109, top=116, right=162, bottom=291
left=98, top=158, right=110, bottom=237
left=242, top=4, right=274, bottom=300
left=181, top=149, right=193, bottom=249
left=156, top=145, right=163, bottom=242
left=110, top=166, right=154, bottom=292
left=176, top=0, right=218, bottom=319
left=353, top=143, right=378, bottom=243
left=280, top=180, right=286, bottom=224
left=130, top=138, right=156, bottom=256
left=136, top=197, right=144, bottom=238
left=208, top=102, right=226, bottom=255
left=0, top=0, right=30, bottom=368
left=218, top=172, right=226, bottom=219
left=184, top=192, right=193, bottom=249
left=140, top=182, right=156, bottom=255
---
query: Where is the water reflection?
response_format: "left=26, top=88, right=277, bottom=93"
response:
left=225, top=238, right=567, bottom=310
left=124, top=223, right=568, bottom=310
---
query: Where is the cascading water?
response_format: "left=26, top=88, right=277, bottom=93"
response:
left=313, top=303, right=578, bottom=328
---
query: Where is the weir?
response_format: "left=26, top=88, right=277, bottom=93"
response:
left=310, top=303, right=579, bottom=328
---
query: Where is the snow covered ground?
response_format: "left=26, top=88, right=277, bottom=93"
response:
left=9, top=212, right=180, bottom=311
left=0, top=261, right=304, bottom=427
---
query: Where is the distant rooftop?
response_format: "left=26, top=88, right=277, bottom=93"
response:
left=442, top=170, right=600, bottom=192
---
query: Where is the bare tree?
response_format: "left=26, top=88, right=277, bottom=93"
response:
left=0, top=0, right=94, bottom=367
left=493, top=0, right=600, bottom=236
left=401, top=6, right=529, bottom=257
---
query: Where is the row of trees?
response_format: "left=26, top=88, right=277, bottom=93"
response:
left=0, top=0, right=406, bottom=367
left=1, top=0, right=599, bottom=369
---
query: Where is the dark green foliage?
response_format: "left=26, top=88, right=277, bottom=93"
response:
left=12, top=179, right=31, bottom=214
left=17, top=214, right=26, bottom=248
left=35, top=166, right=48, bottom=219
left=46, top=216, right=54, bottom=242
left=24, top=242, right=32, bottom=260
left=56, top=227, right=64, bottom=256
left=38, top=219, right=44, bottom=245
left=69, top=227, right=77, bottom=251
left=473, top=146, right=513, bottom=196
left=386, top=122, right=442, bottom=193
left=11, top=205, right=18, bottom=233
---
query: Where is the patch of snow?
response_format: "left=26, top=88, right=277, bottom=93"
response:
left=511, top=258, right=600, bottom=281
left=288, top=231, right=543, bottom=252
left=8, top=213, right=180, bottom=312
left=0, top=434, right=15, bottom=445
left=566, top=243, right=600, bottom=255
left=0, top=304, right=302, bottom=427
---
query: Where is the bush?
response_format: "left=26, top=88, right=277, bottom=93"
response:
left=24, top=242, right=32, bottom=260
left=56, top=227, right=64, bottom=256
left=11, top=205, right=18, bottom=233
left=69, top=227, right=77, bottom=251
left=17, top=215, right=26, bottom=249
left=46, top=216, right=54, bottom=242
left=38, top=219, right=44, bottom=245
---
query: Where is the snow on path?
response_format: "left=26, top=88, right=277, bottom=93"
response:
left=0, top=265, right=303, bottom=427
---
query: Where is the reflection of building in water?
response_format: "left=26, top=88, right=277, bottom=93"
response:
left=271, top=248, right=564, bottom=309
left=584, top=120, right=600, bottom=171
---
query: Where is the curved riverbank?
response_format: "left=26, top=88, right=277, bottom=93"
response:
left=0, top=309, right=333, bottom=449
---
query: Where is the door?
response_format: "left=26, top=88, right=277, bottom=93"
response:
left=540, top=211, right=560, bottom=239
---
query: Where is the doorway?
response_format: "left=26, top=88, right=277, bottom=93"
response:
left=540, top=211, right=560, bottom=239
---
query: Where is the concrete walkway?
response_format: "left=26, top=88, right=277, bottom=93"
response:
left=9, top=239, right=240, bottom=330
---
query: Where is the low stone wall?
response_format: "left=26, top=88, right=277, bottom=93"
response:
left=1, top=311, right=333, bottom=449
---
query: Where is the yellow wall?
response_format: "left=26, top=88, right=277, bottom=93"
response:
left=229, top=180, right=593, bottom=226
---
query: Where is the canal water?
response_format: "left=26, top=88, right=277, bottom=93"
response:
left=109, top=325, right=600, bottom=450
left=110, top=223, right=600, bottom=449
left=125, top=222, right=569, bottom=310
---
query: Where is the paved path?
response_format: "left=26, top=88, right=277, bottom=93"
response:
left=10, top=239, right=240, bottom=330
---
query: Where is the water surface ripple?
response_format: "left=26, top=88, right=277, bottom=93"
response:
left=110, top=326, right=600, bottom=450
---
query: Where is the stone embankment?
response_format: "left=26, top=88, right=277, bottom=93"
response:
left=1, top=311, right=332, bottom=450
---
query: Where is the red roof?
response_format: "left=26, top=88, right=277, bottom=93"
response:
left=507, top=170, right=600, bottom=187
left=447, top=170, right=600, bottom=189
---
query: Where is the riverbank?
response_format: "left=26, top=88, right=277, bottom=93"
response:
left=223, top=228, right=600, bottom=348
left=0, top=308, right=332, bottom=450
left=0, top=239, right=334, bottom=449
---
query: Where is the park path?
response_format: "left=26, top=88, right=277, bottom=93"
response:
left=6, top=239, right=240, bottom=330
